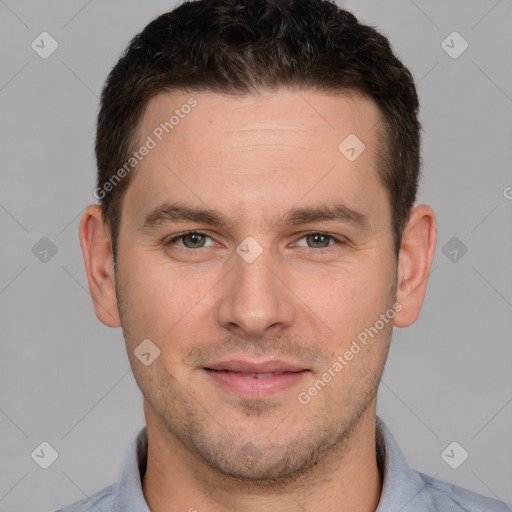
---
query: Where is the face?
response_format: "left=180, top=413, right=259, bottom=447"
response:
left=114, top=89, right=399, bottom=482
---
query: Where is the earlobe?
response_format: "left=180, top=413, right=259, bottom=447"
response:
left=79, top=204, right=122, bottom=328
left=393, top=204, right=437, bottom=328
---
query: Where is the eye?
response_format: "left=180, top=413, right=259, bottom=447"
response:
left=294, top=232, right=344, bottom=249
left=166, top=231, right=216, bottom=249
left=165, top=231, right=345, bottom=251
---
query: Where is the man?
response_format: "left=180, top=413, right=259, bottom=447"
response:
left=59, top=0, right=511, bottom=511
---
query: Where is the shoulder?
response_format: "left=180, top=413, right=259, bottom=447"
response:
left=415, top=470, right=512, bottom=512
left=55, top=483, right=116, bottom=512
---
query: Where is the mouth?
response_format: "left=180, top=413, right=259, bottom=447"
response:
left=203, top=360, right=310, bottom=399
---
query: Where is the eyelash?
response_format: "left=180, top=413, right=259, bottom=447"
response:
left=165, top=231, right=345, bottom=250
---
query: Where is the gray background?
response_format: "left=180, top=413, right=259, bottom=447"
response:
left=1, top=0, right=511, bottom=510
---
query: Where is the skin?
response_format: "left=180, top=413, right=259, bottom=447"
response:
left=79, top=88, right=436, bottom=512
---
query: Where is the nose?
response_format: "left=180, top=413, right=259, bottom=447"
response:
left=216, top=246, right=296, bottom=338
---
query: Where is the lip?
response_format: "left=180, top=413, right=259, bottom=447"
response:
left=205, top=359, right=306, bottom=374
left=203, top=359, right=309, bottom=399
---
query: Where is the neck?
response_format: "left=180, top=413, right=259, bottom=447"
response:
left=141, top=401, right=383, bottom=512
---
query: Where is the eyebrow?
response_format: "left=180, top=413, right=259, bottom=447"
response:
left=140, top=201, right=370, bottom=232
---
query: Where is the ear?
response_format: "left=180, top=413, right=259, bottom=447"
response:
left=79, top=204, right=121, bottom=327
left=393, top=204, right=436, bottom=328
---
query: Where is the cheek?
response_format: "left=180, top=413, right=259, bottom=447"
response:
left=302, top=266, right=389, bottom=312
left=298, top=262, right=393, bottom=334
left=117, top=253, right=220, bottom=340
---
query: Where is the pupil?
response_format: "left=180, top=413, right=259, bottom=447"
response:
left=309, top=234, right=327, bottom=248
left=186, top=233, right=204, bottom=247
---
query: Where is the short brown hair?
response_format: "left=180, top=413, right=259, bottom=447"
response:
left=95, top=0, right=421, bottom=259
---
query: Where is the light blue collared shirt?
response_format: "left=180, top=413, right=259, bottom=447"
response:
left=56, top=416, right=512, bottom=511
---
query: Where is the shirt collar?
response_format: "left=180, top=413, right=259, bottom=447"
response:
left=113, top=416, right=430, bottom=511
left=113, top=426, right=151, bottom=512
left=375, top=416, right=432, bottom=511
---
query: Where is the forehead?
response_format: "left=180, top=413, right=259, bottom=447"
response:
left=137, top=88, right=382, bottom=150
left=123, top=88, right=388, bottom=231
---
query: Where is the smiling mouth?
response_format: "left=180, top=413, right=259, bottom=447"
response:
left=202, top=362, right=310, bottom=398
left=205, top=369, right=308, bottom=379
